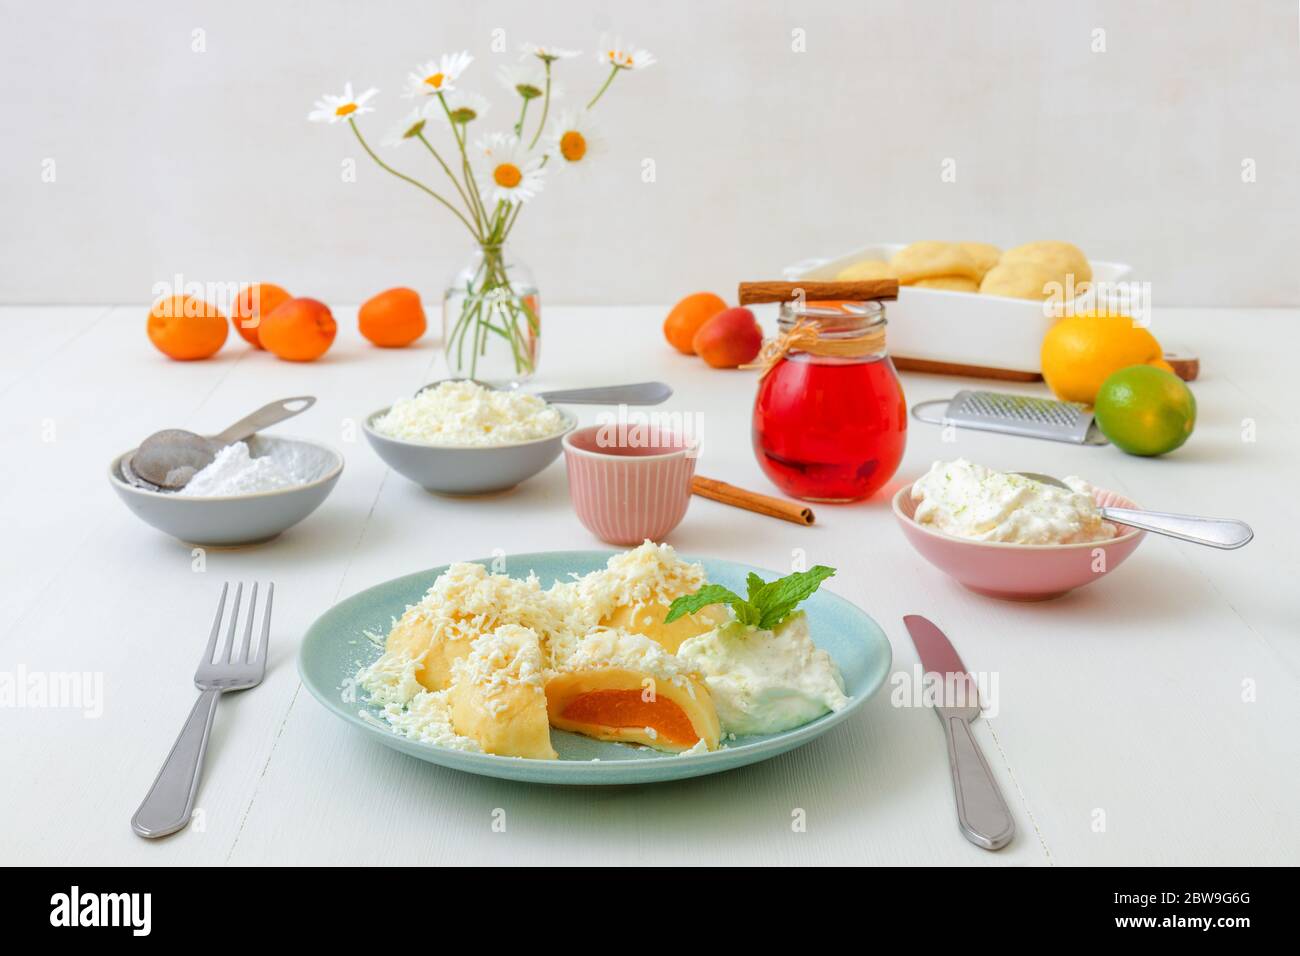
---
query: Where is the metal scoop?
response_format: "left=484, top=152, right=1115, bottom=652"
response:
left=122, top=397, right=316, bottom=492
left=1015, top=472, right=1254, bottom=550
left=416, top=379, right=672, bottom=405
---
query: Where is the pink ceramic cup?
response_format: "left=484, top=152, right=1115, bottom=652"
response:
left=563, top=424, right=698, bottom=545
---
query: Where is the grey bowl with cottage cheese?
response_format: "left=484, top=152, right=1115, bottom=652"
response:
left=363, top=405, right=576, bottom=495
left=108, top=434, right=343, bottom=546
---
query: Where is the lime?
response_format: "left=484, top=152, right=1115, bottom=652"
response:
left=1093, top=365, right=1196, bottom=456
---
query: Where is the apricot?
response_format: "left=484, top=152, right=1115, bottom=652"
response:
left=147, top=295, right=228, bottom=361
left=663, top=291, right=726, bottom=355
left=230, top=283, right=292, bottom=349
left=692, top=307, right=762, bottom=369
left=358, top=287, right=427, bottom=348
left=561, top=690, right=699, bottom=747
left=259, top=297, right=337, bottom=362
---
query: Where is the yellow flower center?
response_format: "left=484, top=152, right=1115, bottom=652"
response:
left=494, top=163, right=523, bottom=188
left=423, top=72, right=446, bottom=89
left=560, top=130, right=587, bottom=162
left=335, top=102, right=358, bottom=117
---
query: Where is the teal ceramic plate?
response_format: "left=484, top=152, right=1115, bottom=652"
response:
left=298, top=551, right=893, bottom=784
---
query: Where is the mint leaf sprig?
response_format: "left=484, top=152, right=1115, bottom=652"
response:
left=664, top=566, right=836, bottom=631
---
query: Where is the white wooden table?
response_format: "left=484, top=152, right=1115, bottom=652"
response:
left=1, top=304, right=1296, bottom=866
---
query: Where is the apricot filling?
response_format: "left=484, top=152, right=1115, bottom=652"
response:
left=560, top=689, right=699, bottom=747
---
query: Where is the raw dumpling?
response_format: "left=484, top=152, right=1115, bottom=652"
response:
left=912, top=276, right=981, bottom=293
left=979, top=259, right=1062, bottom=301
left=1001, top=241, right=1092, bottom=285
left=890, top=241, right=982, bottom=284
left=955, top=242, right=1002, bottom=280
left=836, top=259, right=896, bottom=281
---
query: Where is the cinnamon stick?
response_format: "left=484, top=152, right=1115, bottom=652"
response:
left=692, top=475, right=815, bottom=526
left=738, top=279, right=899, bottom=305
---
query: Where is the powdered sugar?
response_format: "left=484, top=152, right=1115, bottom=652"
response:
left=179, top=441, right=318, bottom=497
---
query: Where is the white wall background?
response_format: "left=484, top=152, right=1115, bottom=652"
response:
left=1, top=0, right=1297, bottom=306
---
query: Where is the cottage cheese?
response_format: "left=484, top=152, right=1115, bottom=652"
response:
left=372, top=379, right=567, bottom=446
left=911, top=458, right=1117, bottom=545
left=677, top=612, right=848, bottom=735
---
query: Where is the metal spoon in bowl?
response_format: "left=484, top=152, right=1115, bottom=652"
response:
left=415, top=379, right=672, bottom=405
left=1015, top=472, right=1254, bottom=550
left=122, top=396, right=316, bottom=492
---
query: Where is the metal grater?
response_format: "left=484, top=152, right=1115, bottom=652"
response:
left=911, top=390, right=1108, bottom=445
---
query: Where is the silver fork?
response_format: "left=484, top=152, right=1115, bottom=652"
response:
left=131, top=582, right=273, bottom=838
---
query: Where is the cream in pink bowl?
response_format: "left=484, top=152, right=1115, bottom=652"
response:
left=563, top=425, right=697, bottom=546
left=892, top=482, right=1145, bottom=601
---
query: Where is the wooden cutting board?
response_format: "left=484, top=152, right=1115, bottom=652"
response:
left=893, top=353, right=1199, bottom=383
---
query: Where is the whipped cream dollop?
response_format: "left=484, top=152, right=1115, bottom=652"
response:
left=677, top=612, right=848, bottom=735
left=910, top=458, right=1118, bottom=545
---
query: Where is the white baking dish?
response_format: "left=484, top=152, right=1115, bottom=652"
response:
left=784, top=243, right=1132, bottom=375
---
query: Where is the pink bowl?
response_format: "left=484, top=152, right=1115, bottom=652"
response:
left=563, top=425, right=697, bottom=545
left=892, top=482, right=1145, bottom=601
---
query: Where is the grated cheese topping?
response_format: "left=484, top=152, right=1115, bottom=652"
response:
left=556, top=627, right=703, bottom=692
left=451, top=624, right=548, bottom=716
left=576, top=540, right=709, bottom=620
left=379, top=689, right=480, bottom=750
left=405, top=561, right=576, bottom=659
left=371, top=379, right=568, bottom=447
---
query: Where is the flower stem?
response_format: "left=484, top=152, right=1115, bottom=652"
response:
left=513, top=98, right=531, bottom=137
left=415, top=131, right=480, bottom=236
left=587, top=65, right=621, bottom=109
left=527, top=62, right=552, bottom=150
left=348, top=119, right=477, bottom=235
left=438, top=93, right=490, bottom=229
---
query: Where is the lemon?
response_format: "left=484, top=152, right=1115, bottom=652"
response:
left=1094, top=365, right=1196, bottom=456
left=1041, top=313, right=1173, bottom=405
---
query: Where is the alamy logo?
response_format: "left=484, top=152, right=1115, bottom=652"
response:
left=49, top=886, right=151, bottom=936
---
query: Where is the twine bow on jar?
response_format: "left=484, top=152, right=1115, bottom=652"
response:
left=745, top=317, right=888, bottom=378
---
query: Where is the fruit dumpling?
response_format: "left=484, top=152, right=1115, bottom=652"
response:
left=379, top=561, right=574, bottom=692
left=577, top=541, right=729, bottom=654
left=546, top=629, right=722, bottom=753
left=448, top=625, right=557, bottom=760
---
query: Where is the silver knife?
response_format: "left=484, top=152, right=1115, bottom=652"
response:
left=904, top=615, right=1015, bottom=851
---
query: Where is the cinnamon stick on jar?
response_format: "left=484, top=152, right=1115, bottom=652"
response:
left=738, top=279, right=899, bottom=305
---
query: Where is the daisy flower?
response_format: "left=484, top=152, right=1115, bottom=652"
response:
left=547, top=110, right=603, bottom=169
left=403, top=50, right=473, bottom=98
left=429, top=90, right=491, bottom=126
left=307, top=82, right=378, bottom=124
left=520, top=42, right=580, bottom=63
left=382, top=108, right=427, bottom=147
left=597, top=36, right=656, bottom=71
left=475, top=134, right=546, bottom=206
left=498, top=62, right=562, bottom=101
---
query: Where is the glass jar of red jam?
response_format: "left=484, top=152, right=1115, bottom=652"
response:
left=752, top=300, right=907, bottom=502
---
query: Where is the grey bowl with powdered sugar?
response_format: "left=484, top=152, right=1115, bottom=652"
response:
left=108, top=434, right=344, bottom=546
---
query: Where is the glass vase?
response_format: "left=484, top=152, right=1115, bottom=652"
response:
left=441, top=242, right=540, bottom=386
